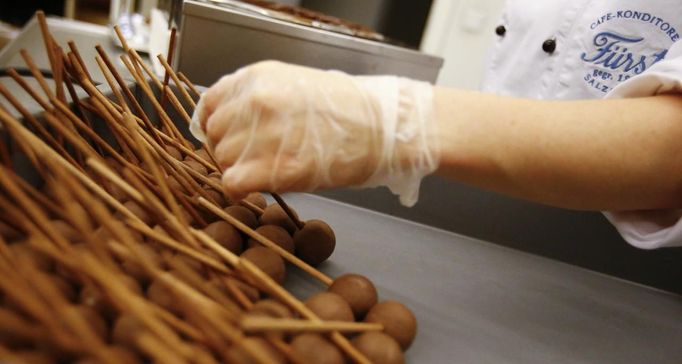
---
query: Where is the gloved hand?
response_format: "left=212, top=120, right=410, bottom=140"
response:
left=191, top=61, right=439, bottom=206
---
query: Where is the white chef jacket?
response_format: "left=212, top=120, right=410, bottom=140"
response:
left=481, top=0, right=682, bottom=249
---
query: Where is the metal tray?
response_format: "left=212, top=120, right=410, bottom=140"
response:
left=177, top=0, right=443, bottom=86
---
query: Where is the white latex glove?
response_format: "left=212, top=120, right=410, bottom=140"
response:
left=191, top=61, right=439, bottom=206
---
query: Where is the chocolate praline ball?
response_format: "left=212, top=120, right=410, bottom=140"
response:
left=259, top=204, right=298, bottom=234
left=165, top=145, right=183, bottom=160
left=224, top=205, right=259, bottom=229
left=203, top=220, right=243, bottom=254
left=147, top=278, right=182, bottom=316
left=364, top=300, right=417, bottom=350
left=203, top=185, right=227, bottom=207
left=293, top=220, right=335, bottom=266
left=105, top=179, right=129, bottom=201
left=328, top=274, right=378, bottom=319
left=249, top=299, right=292, bottom=319
left=240, top=247, right=286, bottom=284
left=195, top=147, right=211, bottom=161
left=120, top=201, right=154, bottom=225
left=351, top=332, right=404, bottom=364
left=112, top=314, right=147, bottom=347
left=291, top=334, right=344, bottom=364
left=304, top=292, right=354, bottom=322
left=244, top=192, right=267, bottom=209
left=247, top=225, right=294, bottom=254
left=120, top=243, right=163, bottom=285
left=211, top=277, right=260, bottom=303
left=224, top=337, right=285, bottom=364
left=183, top=158, right=208, bottom=175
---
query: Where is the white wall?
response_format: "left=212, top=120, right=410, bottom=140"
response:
left=421, top=0, right=506, bottom=89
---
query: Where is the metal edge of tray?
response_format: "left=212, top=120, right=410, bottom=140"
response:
left=182, top=0, right=444, bottom=68
left=0, top=16, right=110, bottom=66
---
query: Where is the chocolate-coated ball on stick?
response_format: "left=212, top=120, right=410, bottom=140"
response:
left=249, top=299, right=292, bottom=319
left=224, top=205, right=259, bottom=229
left=224, top=337, right=285, bottom=364
left=240, top=247, right=286, bottom=284
left=291, top=334, right=345, bottom=364
left=112, top=314, right=147, bottom=347
left=364, top=300, right=417, bottom=350
left=118, top=201, right=154, bottom=225
left=244, top=192, right=267, bottom=209
left=246, top=225, right=294, bottom=254
left=203, top=220, right=242, bottom=254
left=293, top=219, right=335, bottom=266
left=147, top=278, right=182, bottom=316
left=165, top=145, right=182, bottom=160
left=194, top=147, right=211, bottom=161
left=203, top=185, right=226, bottom=207
left=351, top=332, right=404, bottom=364
left=304, top=292, right=354, bottom=322
left=183, top=159, right=207, bottom=176
left=120, top=243, right=163, bottom=285
left=259, top=203, right=298, bottom=234
left=328, top=274, right=378, bottom=319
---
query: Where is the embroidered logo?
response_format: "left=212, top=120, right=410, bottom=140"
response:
left=580, top=11, right=677, bottom=94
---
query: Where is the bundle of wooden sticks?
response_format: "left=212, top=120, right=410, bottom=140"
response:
left=0, top=11, right=416, bottom=364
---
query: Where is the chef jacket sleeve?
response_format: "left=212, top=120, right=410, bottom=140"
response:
left=603, top=40, right=682, bottom=249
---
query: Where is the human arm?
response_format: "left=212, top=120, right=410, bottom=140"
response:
left=434, top=88, right=682, bottom=211
left=193, top=61, right=682, bottom=212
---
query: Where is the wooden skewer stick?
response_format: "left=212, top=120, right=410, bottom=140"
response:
left=158, top=54, right=196, bottom=109
left=112, top=25, right=131, bottom=52
left=6, top=68, right=52, bottom=111
left=198, top=197, right=333, bottom=286
left=160, top=27, right=177, bottom=107
left=271, top=192, right=305, bottom=230
left=241, top=316, right=383, bottom=334
left=67, top=40, right=93, bottom=84
left=35, top=11, right=65, bottom=102
left=178, top=71, right=201, bottom=98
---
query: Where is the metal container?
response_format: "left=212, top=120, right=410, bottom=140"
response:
left=177, top=0, right=443, bottom=86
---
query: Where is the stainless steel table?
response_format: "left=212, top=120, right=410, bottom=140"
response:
left=282, top=193, right=682, bottom=363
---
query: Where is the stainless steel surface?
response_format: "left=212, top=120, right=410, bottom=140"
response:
left=282, top=193, right=682, bottom=363
left=316, top=179, right=682, bottom=294
left=177, top=0, right=443, bottom=86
